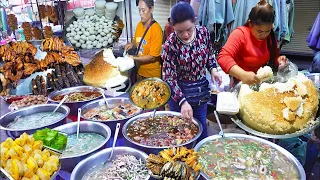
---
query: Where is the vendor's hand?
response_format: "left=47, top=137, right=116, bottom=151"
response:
left=211, top=71, right=222, bottom=86
left=240, top=71, right=260, bottom=85
left=127, top=55, right=135, bottom=60
left=181, top=101, right=193, bottom=120
left=124, top=43, right=133, bottom=51
left=278, top=55, right=288, bottom=69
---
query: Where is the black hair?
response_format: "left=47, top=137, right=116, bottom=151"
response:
left=136, top=0, right=154, bottom=9
left=170, top=2, right=195, bottom=26
left=244, top=0, right=277, bottom=71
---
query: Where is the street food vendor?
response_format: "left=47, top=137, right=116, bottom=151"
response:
left=125, top=0, right=163, bottom=80
left=217, top=0, right=288, bottom=86
left=162, top=2, right=222, bottom=141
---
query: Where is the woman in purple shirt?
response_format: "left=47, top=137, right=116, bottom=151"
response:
left=162, top=2, right=222, bottom=140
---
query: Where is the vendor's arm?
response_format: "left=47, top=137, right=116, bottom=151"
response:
left=204, top=27, right=222, bottom=86
left=162, top=42, right=185, bottom=106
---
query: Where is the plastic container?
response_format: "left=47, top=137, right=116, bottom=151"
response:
left=95, top=8, right=105, bottom=14
left=105, top=2, right=118, bottom=12
left=85, top=8, right=95, bottom=16
left=73, top=7, right=85, bottom=17
left=95, top=0, right=106, bottom=10
left=216, top=92, right=239, bottom=115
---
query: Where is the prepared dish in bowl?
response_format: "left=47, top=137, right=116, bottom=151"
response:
left=126, top=115, right=199, bottom=147
left=52, top=91, right=101, bottom=102
left=130, top=79, right=170, bottom=109
left=198, top=138, right=299, bottom=179
left=83, top=103, right=140, bottom=121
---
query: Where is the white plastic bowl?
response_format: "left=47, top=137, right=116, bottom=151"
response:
left=73, top=7, right=85, bottom=17
left=85, top=8, right=95, bottom=16
left=95, top=0, right=106, bottom=10
left=105, top=2, right=118, bottom=12
left=95, top=8, right=105, bottom=14
left=105, top=11, right=116, bottom=20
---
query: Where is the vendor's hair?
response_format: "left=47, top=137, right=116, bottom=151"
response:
left=136, top=0, right=154, bottom=8
left=170, top=2, right=195, bottom=26
left=245, top=0, right=278, bottom=71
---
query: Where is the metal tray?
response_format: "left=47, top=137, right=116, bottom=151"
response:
left=229, top=82, right=320, bottom=139
left=129, top=77, right=171, bottom=110
left=194, top=133, right=306, bottom=180
left=0, top=147, right=62, bottom=180
left=122, top=111, right=203, bottom=149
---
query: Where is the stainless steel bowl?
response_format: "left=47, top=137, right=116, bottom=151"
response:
left=48, top=86, right=103, bottom=115
left=70, top=146, right=151, bottom=180
left=307, top=73, right=320, bottom=88
left=122, top=111, right=203, bottom=154
left=194, top=133, right=306, bottom=180
left=53, top=121, right=111, bottom=171
left=0, top=104, right=69, bottom=138
left=80, top=97, right=142, bottom=131
left=129, top=77, right=171, bottom=110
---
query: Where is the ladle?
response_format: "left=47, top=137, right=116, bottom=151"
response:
left=214, top=110, right=225, bottom=138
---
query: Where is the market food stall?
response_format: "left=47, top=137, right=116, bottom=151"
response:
left=1, top=0, right=319, bottom=180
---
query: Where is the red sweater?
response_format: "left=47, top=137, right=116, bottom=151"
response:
left=218, top=26, right=279, bottom=73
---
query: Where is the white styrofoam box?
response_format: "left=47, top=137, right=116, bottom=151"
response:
left=216, top=92, right=239, bottom=115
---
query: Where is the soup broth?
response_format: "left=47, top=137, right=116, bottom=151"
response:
left=62, top=133, right=105, bottom=158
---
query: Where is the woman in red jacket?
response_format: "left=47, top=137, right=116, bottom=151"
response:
left=218, top=0, right=287, bottom=86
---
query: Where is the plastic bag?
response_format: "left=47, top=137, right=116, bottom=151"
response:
left=278, top=138, right=307, bottom=165
left=276, top=59, right=299, bottom=82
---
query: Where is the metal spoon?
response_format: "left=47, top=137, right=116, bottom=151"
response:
left=76, top=108, right=81, bottom=139
left=151, top=109, right=157, bottom=120
left=106, top=123, right=121, bottom=162
left=214, top=110, right=225, bottom=138
left=101, top=90, right=110, bottom=108
left=38, top=95, right=69, bottom=121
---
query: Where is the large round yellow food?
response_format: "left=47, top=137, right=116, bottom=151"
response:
left=238, top=74, right=319, bottom=134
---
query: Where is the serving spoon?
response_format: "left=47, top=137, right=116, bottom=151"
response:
left=76, top=108, right=81, bottom=139
left=101, top=91, right=110, bottom=108
left=37, top=95, right=69, bottom=121
left=214, top=110, right=225, bottom=138
left=106, top=123, right=121, bottom=163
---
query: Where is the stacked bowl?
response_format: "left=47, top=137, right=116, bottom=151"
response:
left=105, top=2, right=118, bottom=20
left=73, top=7, right=85, bottom=19
left=95, top=0, right=106, bottom=17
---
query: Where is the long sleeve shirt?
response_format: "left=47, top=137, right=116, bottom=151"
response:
left=162, top=26, right=217, bottom=105
left=218, top=26, right=279, bottom=73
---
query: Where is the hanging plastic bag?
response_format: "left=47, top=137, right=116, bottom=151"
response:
left=276, top=59, right=299, bottom=82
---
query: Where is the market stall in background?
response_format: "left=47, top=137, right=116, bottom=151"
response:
left=0, top=0, right=319, bottom=180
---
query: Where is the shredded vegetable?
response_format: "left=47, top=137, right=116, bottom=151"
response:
left=82, top=154, right=149, bottom=180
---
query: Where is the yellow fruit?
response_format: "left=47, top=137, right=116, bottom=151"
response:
left=30, top=174, right=40, bottom=180
left=27, top=157, right=38, bottom=173
left=36, top=168, right=50, bottom=180
left=11, top=159, right=20, bottom=180
left=32, top=141, right=43, bottom=150
left=34, top=153, right=44, bottom=167
left=23, top=144, right=33, bottom=155
left=13, top=145, right=24, bottom=156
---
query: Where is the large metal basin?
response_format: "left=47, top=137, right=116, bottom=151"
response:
left=0, top=104, right=69, bottom=138
left=70, top=146, right=151, bottom=180
left=194, top=133, right=306, bottom=180
left=48, top=86, right=103, bottom=115
left=80, top=97, right=142, bottom=133
left=122, top=111, right=203, bottom=154
left=53, top=121, right=111, bottom=171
